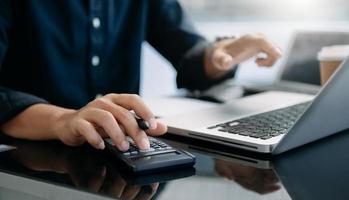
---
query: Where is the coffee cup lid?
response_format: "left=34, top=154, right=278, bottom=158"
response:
left=317, top=45, right=349, bottom=61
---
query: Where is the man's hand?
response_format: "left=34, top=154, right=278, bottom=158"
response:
left=205, top=33, right=282, bottom=79
left=55, top=94, right=167, bottom=151
left=1, top=94, right=167, bottom=151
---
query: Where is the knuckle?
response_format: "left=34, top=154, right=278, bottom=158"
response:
left=241, top=34, right=251, bottom=40
left=104, top=93, right=112, bottom=98
left=251, top=33, right=266, bottom=42
left=127, top=94, right=141, bottom=105
left=76, top=121, right=92, bottom=135
left=81, top=107, right=96, bottom=116
left=118, top=109, right=133, bottom=120
left=130, top=94, right=141, bottom=101
left=104, top=93, right=118, bottom=99
left=131, top=94, right=141, bottom=98
left=131, top=131, right=145, bottom=140
left=93, top=98, right=107, bottom=105
left=255, top=36, right=265, bottom=43
left=88, top=98, right=107, bottom=107
left=275, top=51, right=282, bottom=58
left=76, top=120, right=87, bottom=130
left=76, top=119, right=87, bottom=126
left=211, top=51, right=220, bottom=60
left=99, top=111, right=115, bottom=122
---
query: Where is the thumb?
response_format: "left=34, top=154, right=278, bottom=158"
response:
left=212, top=49, right=234, bottom=70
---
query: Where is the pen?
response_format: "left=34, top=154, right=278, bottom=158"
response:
left=135, top=117, right=150, bottom=130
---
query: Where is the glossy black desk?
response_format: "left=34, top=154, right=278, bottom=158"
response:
left=1, top=129, right=349, bottom=200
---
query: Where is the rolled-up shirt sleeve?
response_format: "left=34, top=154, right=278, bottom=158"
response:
left=146, top=0, right=236, bottom=91
left=0, top=87, right=48, bottom=124
left=177, top=41, right=237, bottom=91
left=0, top=0, right=48, bottom=125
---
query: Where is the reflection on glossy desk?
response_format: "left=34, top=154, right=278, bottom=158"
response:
left=1, top=129, right=349, bottom=200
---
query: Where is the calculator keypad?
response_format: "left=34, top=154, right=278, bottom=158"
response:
left=105, top=137, right=176, bottom=158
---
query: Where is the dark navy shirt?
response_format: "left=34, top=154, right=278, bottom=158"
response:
left=0, top=0, right=234, bottom=124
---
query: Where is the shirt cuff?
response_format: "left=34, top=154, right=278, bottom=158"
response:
left=176, top=41, right=237, bottom=91
left=0, top=88, right=48, bottom=124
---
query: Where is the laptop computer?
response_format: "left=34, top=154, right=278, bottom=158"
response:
left=160, top=57, right=349, bottom=154
left=243, top=30, right=349, bottom=95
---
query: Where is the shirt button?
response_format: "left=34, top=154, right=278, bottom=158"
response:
left=91, top=55, right=100, bottom=66
left=92, top=17, right=101, bottom=29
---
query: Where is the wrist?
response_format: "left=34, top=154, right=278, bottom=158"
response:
left=204, top=45, right=229, bottom=79
left=204, top=36, right=239, bottom=79
left=51, top=106, right=76, bottom=140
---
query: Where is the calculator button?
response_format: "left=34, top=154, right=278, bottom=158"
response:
left=105, top=139, right=113, bottom=145
left=129, top=149, right=137, bottom=153
left=129, top=149, right=177, bottom=158
left=139, top=148, right=155, bottom=153
left=123, top=152, right=131, bottom=156
left=149, top=137, right=157, bottom=141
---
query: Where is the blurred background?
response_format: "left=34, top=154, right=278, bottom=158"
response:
left=140, top=0, right=349, bottom=97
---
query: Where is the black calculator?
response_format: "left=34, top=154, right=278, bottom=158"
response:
left=104, top=137, right=195, bottom=174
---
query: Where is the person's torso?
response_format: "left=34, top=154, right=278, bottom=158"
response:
left=0, top=0, right=149, bottom=108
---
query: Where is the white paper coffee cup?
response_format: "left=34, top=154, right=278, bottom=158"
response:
left=317, top=45, right=349, bottom=85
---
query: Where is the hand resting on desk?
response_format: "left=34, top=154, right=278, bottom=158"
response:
left=1, top=94, right=167, bottom=151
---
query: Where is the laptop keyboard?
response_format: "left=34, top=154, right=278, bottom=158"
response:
left=207, top=102, right=311, bottom=140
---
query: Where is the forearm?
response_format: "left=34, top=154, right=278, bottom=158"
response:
left=177, top=41, right=237, bottom=91
left=0, top=104, right=74, bottom=140
left=0, top=94, right=167, bottom=150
